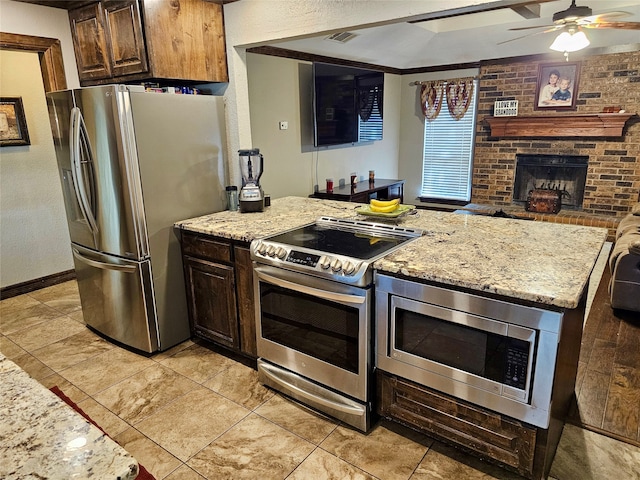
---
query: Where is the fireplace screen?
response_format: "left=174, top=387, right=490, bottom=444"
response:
left=513, top=154, right=588, bottom=210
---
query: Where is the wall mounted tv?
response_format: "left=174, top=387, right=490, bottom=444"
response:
left=312, top=62, right=384, bottom=147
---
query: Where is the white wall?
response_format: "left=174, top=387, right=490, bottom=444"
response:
left=246, top=53, right=401, bottom=199
left=0, top=50, right=73, bottom=288
left=223, top=0, right=498, bottom=187
left=0, top=0, right=81, bottom=89
left=0, top=0, right=79, bottom=288
left=398, top=68, right=479, bottom=204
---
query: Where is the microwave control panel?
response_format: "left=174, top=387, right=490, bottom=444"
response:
left=504, top=344, right=529, bottom=390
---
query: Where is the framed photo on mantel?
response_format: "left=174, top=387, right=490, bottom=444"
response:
left=0, top=97, right=30, bottom=147
left=535, top=61, right=580, bottom=111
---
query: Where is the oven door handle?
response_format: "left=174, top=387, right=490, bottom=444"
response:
left=255, top=269, right=366, bottom=305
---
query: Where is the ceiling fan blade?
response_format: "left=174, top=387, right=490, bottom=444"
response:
left=509, top=24, right=559, bottom=31
left=498, top=28, right=557, bottom=45
left=578, top=11, right=631, bottom=25
left=582, top=21, right=640, bottom=30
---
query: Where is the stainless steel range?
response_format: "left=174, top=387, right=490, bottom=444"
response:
left=251, top=216, right=422, bottom=431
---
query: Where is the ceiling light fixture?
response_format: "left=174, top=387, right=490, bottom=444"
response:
left=549, top=29, right=590, bottom=60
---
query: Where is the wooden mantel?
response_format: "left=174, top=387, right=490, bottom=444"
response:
left=484, top=113, right=635, bottom=138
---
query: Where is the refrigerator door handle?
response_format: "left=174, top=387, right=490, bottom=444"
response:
left=72, top=248, right=137, bottom=272
left=70, top=107, right=99, bottom=236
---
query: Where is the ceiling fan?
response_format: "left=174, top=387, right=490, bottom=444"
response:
left=500, top=1, right=640, bottom=51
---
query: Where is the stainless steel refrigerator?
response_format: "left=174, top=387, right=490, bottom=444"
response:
left=46, top=85, right=227, bottom=353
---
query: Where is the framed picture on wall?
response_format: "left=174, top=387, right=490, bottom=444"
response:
left=0, top=97, right=30, bottom=147
left=535, top=62, right=580, bottom=110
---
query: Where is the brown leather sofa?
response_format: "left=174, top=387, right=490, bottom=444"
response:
left=609, top=202, right=640, bottom=312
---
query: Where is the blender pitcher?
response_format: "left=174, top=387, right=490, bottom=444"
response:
left=238, top=148, right=265, bottom=212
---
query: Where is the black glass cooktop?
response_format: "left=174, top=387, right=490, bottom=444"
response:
left=265, top=224, right=410, bottom=260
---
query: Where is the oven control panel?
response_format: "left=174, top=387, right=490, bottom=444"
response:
left=251, top=240, right=363, bottom=280
left=286, top=250, right=320, bottom=267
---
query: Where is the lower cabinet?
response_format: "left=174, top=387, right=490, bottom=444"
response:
left=180, top=230, right=256, bottom=358
left=377, top=371, right=538, bottom=479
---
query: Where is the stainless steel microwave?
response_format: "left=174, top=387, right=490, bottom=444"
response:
left=375, top=273, right=564, bottom=429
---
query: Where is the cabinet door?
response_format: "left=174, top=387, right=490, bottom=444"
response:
left=103, top=0, right=148, bottom=77
left=69, top=3, right=112, bottom=81
left=142, top=0, right=228, bottom=82
left=184, top=255, right=239, bottom=350
left=377, top=371, right=536, bottom=477
left=234, top=246, right=257, bottom=357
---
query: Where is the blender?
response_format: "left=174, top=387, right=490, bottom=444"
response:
left=238, top=148, right=265, bottom=213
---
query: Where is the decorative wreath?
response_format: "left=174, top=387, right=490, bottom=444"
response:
left=446, top=79, right=474, bottom=120
left=420, top=81, right=444, bottom=121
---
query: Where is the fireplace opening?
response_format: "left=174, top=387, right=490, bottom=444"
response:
left=513, top=154, right=588, bottom=210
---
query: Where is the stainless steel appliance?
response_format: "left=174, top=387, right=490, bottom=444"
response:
left=252, top=217, right=422, bottom=431
left=238, top=148, right=264, bottom=212
left=46, top=85, right=227, bottom=353
left=375, top=274, right=563, bottom=428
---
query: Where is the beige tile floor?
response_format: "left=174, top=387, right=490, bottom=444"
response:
left=1, top=279, right=639, bottom=480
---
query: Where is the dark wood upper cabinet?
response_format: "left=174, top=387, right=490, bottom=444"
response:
left=68, top=0, right=228, bottom=85
left=69, top=2, right=112, bottom=80
left=103, top=0, right=148, bottom=78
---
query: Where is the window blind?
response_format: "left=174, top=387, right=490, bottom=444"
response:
left=358, top=97, right=383, bottom=142
left=421, top=81, right=477, bottom=201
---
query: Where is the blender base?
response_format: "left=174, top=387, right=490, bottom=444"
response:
left=239, top=199, right=265, bottom=213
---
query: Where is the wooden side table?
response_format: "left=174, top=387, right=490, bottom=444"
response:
left=310, top=179, right=404, bottom=204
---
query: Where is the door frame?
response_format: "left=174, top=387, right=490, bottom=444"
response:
left=0, top=32, right=67, bottom=92
left=0, top=32, right=71, bottom=299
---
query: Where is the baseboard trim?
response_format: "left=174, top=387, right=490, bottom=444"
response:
left=0, top=270, right=76, bottom=300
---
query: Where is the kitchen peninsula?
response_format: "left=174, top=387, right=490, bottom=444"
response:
left=176, top=196, right=607, bottom=479
left=176, top=196, right=606, bottom=309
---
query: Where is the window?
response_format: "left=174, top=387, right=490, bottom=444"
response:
left=358, top=103, right=383, bottom=142
left=421, top=80, right=477, bottom=202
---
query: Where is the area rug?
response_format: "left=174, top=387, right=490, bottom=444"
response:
left=50, top=386, right=156, bottom=480
left=566, top=268, right=640, bottom=448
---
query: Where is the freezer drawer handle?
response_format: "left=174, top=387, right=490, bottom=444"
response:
left=72, top=249, right=137, bottom=272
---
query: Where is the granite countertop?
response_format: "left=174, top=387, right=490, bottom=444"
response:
left=176, top=196, right=359, bottom=242
left=176, top=196, right=608, bottom=309
left=0, top=353, right=138, bottom=480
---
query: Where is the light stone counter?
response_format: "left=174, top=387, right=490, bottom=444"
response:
left=176, top=196, right=607, bottom=309
left=0, top=353, right=138, bottom=480
left=176, top=196, right=358, bottom=242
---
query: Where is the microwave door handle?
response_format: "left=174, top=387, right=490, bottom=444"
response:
left=255, top=270, right=366, bottom=306
left=70, top=107, right=99, bottom=235
left=72, top=248, right=137, bottom=272
left=259, top=363, right=364, bottom=416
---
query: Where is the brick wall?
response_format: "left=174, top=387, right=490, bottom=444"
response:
left=473, top=50, right=640, bottom=216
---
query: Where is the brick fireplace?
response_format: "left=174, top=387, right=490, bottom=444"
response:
left=513, top=154, right=588, bottom=210
left=471, top=50, right=640, bottom=223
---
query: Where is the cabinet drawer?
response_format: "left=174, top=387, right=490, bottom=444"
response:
left=377, top=371, right=536, bottom=478
left=181, top=232, right=232, bottom=263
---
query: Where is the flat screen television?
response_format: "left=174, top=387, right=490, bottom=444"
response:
left=312, top=62, right=384, bottom=147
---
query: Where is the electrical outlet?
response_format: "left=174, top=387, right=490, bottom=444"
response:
left=279, top=121, right=288, bottom=130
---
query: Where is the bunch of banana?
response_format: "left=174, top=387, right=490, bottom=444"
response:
left=369, top=198, right=400, bottom=213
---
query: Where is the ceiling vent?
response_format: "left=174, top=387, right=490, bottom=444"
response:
left=325, top=32, right=358, bottom=43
